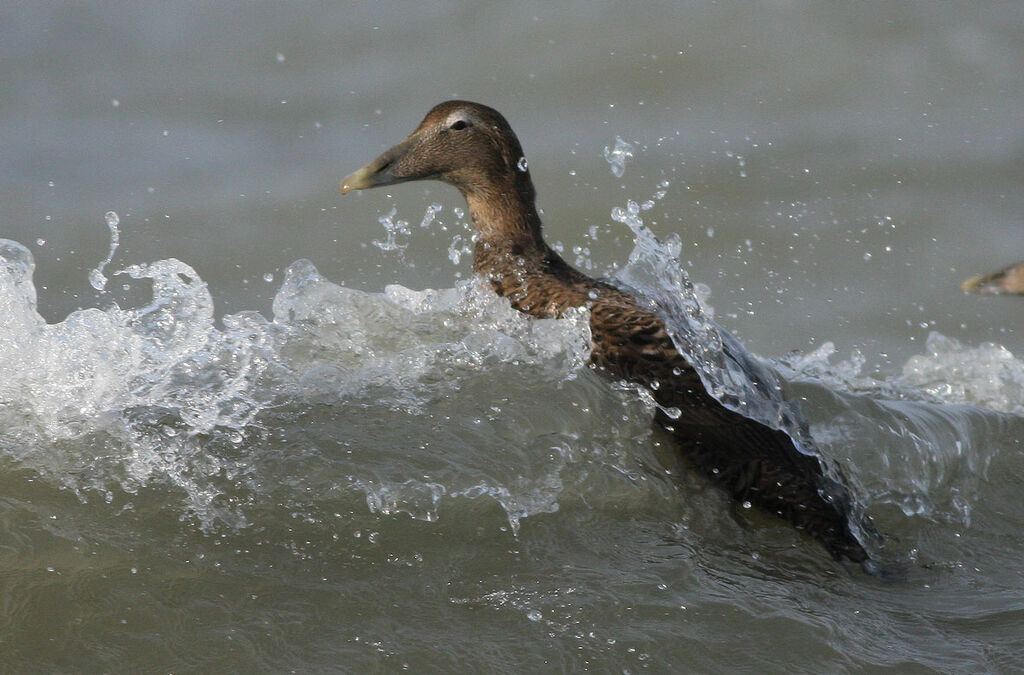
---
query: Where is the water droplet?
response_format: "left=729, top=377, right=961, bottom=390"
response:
left=372, top=207, right=410, bottom=252
left=263, top=272, right=274, bottom=283
left=603, top=136, right=635, bottom=178
left=447, top=235, right=467, bottom=265
left=111, top=98, right=120, bottom=108
left=276, top=52, right=286, bottom=62
left=88, top=269, right=106, bottom=291
left=526, top=610, right=543, bottom=622
left=517, top=156, right=529, bottom=171
left=419, top=203, right=441, bottom=228
left=89, top=211, right=121, bottom=291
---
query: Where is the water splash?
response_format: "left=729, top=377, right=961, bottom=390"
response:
left=373, top=207, right=410, bottom=251
left=419, top=202, right=443, bottom=228
left=1, top=240, right=278, bottom=523
left=354, top=438, right=582, bottom=535
left=270, top=258, right=592, bottom=407
left=898, top=333, right=1023, bottom=415
left=603, top=136, right=635, bottom=178
left=0, top=240, right=601, bottom=531
left=1, top=183, right=1020, bottom=546
left=605, top=182, right=882, bottom=541
left=88, top=210, right=121, bottom=291
left=448, top=234, right=471, bottom=265
left=778, top=336, right=1024, bottom=416
left=609, top=182, right=812, bottom=442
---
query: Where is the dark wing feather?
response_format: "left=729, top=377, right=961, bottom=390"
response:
left=587, top=292, right=868, bottom=562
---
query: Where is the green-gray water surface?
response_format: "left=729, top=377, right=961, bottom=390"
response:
left=1, top=2, right=1022, bottom=672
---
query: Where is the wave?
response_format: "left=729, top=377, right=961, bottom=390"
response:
left=1, top=207, right=1020, bottom=550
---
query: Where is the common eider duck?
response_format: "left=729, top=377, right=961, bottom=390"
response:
left=340, top=100, right=871, bottom=563
left=961, top=261, right=1024, bottom=295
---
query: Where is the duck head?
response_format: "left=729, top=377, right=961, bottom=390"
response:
left=340, top=100, right=534, bottom=202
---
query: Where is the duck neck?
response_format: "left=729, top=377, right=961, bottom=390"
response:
left=460, top=177, right=596, bottom=319
left=463, top=178, right=550, bottom=271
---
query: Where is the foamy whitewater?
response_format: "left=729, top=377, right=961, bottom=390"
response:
left=2, top=193, right=1023, bottom=673
left=1, top=196, right=1020, bottom=545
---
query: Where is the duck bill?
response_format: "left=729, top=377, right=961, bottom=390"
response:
left=340, top=134, right=419, bottom=194
left=961, top=263, right=1024, bottom=295
left=960, top=273, right=989, bottom=293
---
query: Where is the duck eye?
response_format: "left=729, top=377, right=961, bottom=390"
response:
left=450, top=120, right=469, bottom=131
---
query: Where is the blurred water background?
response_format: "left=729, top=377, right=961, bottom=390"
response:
left=1, top=2, right=1022, bottom=671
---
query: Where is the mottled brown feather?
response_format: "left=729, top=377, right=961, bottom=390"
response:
left=342, top=100, right=870, bottom=563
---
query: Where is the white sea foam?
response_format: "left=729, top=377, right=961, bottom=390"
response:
left=0, top=239, right=596, bottom=530
left=271, top=258, right=592, bottom=407
left=777, top=335, right=1023, bottom=416
left=1, top=202, right=1020, bottom=537
left=898, top=332, right=1023, bottom=415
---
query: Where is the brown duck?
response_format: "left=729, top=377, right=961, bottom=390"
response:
left=961, top=261, right=1024, bottom=295
left=340, top=100, right=871, bottom=563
